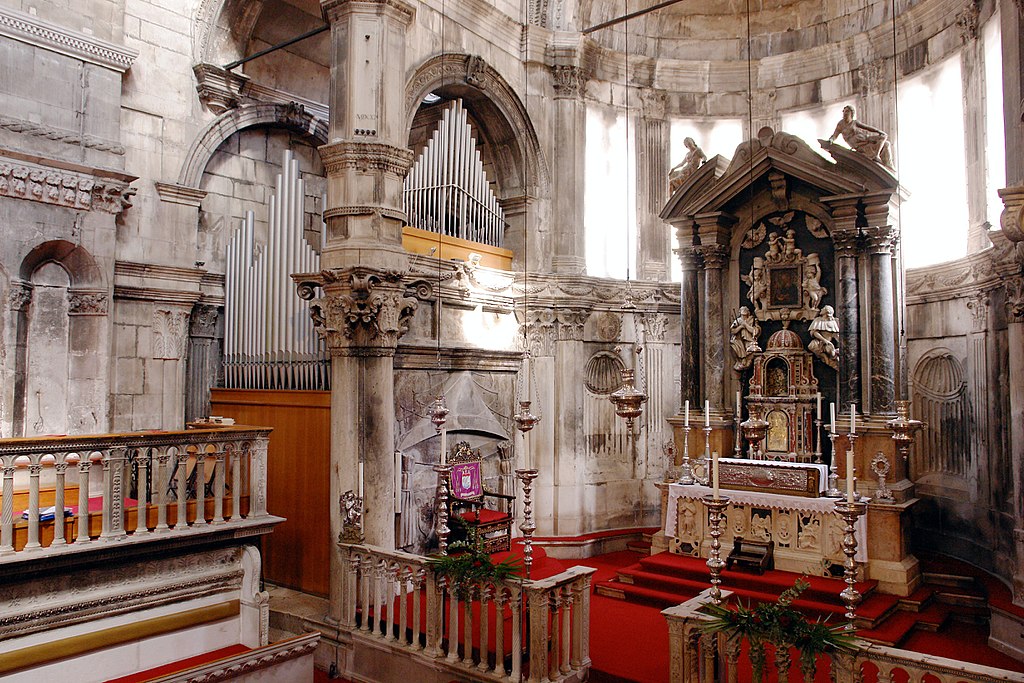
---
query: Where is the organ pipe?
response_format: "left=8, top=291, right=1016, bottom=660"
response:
left=224, top=150, right=327, bottom=390
left=403, top=99, right=507, bottom=247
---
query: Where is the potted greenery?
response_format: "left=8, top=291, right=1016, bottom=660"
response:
left=426, top=519, right=522, bottom=599
left=700, top=578, right=859, bottom=682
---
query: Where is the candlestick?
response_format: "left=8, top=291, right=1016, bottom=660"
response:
left=813, top=415, right=823, bottom=464
left=432, top=463, right=453, bottom=555
left=830, top=402, right=836, bottom=434
left=833, top=499, right=867, bottom=624
left=825, top=431, right=842, bottom=498
left=516, top=468, right=539, bottom=579
left=704, top=400, right=710, bottom=427
left=850, top=404, right=856, bottom=434
left=733, top=409, right=743, bottom=459
left=440, top=427, right=448, bottom=465
left=684, top=399, right=690, bottom=426
left=735, top=391, right=741, bottom=417
left=712, top=451, right=720, bottom=499
left=846, top=449, right=854, bottom=504
left=702, top=495, right=730, bottom=605
left=678, top=424, right=695, bottom=484
left=816, top=392, right=822, bottom=420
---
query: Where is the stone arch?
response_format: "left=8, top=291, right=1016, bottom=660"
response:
left=18, top=240, right=103, bottom=289
left=178, top=103, right=329, bottom=189
left=405, top=54, right=548, bottom=199
left=192, top=0, right=267, bottom=66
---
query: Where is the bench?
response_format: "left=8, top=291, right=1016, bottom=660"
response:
left=726, top=538, right=774, bottom=574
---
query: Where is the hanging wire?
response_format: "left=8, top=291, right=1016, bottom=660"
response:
left=890, top=0, right=907, bottom=399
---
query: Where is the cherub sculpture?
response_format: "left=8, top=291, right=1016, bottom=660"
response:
left=808, top=305, right=840, bottom=370
left=828, top=105, right=894, bottom=168
left=741, top=257, right=768, bottom=315
left=802, top=253, right=826, bottom=309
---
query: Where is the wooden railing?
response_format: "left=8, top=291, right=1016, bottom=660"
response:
left=663, top=591, right=1024, bottom=683
left=0, top=426, right=273, bottom=561
left=339, top=543, right=595, bottom=683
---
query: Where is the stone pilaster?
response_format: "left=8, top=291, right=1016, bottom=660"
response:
left=185, top=304, right=220, bottom=423
left=864, top=226, right=897, bottom=415
left=1005, top=277, right=1024, bottom=604
left=959, top=8, right=993, bottom=253
left=549, top=62, right=588, bottom=275
left=965, top=291, right=990, bottom=503
left=636, top=90, right=670, bottom=281
left=1000, top=0, right=1024, bottom=186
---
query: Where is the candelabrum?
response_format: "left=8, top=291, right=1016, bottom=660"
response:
left=733, top=412, right=743, bottom=458
left=847, top=432, right=861, bottom=502
left=833, top=499, right=867, bottom=624
left=825, top=431, right=842, bottom=497
left=871, top=452, right=894, bottom=502
left=887, top=400, right=923, bottom=477
left=740, top=417, right=769, bottom=460
left=702, top=495, right=730, bottom=605
left=516, top=468, right=539, bottom=579
left=678, top=424, right=695, bottom=484
left=813, top=416, right=824, bottom=464
left=693, top=425, right=712, bottom=485
left=432, top=463, right=453, bottom=556
left=662, top=440, right=676, bottom=483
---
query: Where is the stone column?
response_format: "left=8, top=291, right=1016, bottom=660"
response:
left=185, top=304, right=220, bottom=423
left=1000, top=0, right=1024, bottom=186
left=549, top=62, right=587, bottom=275
left=864, top=226, right=897, bottom=415
left=319, top=0, right=416, bottom=623
left=1005, top=278, right=1024, bottom=603
left=676, top=243, right=700, bottom=410
left=636, top=90, right=670, bottom=281
left=823, top=196, right=862, bottom=408
left=958, top=4, right=993, bottom=253
left=695, top=213, right=735, bottom=416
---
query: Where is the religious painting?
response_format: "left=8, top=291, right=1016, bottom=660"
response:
left=766, top=409, right=789, bottom=452
left=769, top=266, right=801, bottom=307
left=450, top=462, right=483, bottom=499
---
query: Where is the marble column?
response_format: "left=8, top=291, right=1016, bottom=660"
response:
left=185, top=304, right=220, bottom=423
left=1005, top=278, right=1024, bottom=603
left=864, top=226, right=897, bottom=415
left=823, top=194, right=863, bottom=409
left=318, top=0, right=417, bottom=623
left=549, top=63, right=587, bottom=275
left=676, top=244, right=700, bottom=410
left=696, top=243, right=729, bottom=413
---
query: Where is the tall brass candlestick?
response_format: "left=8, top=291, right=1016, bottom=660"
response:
left=702, top=495, right=730, bottom=605
left=678, top=424, right=695, bottom=484
left=516, top=468, right=539, bottom=579
left=432, top=463, right=453, bottom=556
left=833, top=499, right=867, bottom=624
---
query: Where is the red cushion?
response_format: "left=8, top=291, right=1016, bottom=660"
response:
left=459, top=508, right=510, bottom=524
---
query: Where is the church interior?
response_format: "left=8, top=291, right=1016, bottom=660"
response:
left=2, top=0, right=1024, bottom=680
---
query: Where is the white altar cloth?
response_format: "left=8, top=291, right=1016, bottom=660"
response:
left=665, top=483, right=867, bottom=562
left=719, top=457, right=830, bottom=494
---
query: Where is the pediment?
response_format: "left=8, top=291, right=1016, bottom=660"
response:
left=661, top=128, right=898, bottom=223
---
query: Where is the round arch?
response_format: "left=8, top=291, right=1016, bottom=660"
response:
left=18, top=240, right=103, bottom=289
left=177, top=102, right=328, bottom=189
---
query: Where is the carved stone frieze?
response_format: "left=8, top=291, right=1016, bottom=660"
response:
left=152, top=308, right=190, bottom=359
left=0, top=5, right=138, bottom=72
left=305, top=267, right=418, bottom=355
left=68, top=290, right=109, bottom=316
left=0, top=156, right=135, bottom=213
left=318, top=141, right=415, bottom=177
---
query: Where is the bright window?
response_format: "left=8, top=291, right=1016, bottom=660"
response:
left=585, top=105, right=637, bottom=279
left=984, top=11, right=1006, bottom=230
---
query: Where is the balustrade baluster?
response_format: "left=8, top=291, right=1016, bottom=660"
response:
left=398, top=566, right=410, bottom=646
left=570, top=578, right=587, bottom=669
left=52, top=456, right=67, bottom=546
left=212, top=447, right=225, bottom=523
left=549, top=592, right=560, bottom=681
left=25, top=456, right=42, bottom=550
left=528, top=590, right=549, bottom=683
left=463, top=588, right=473, bottom=664
left=134, top=448, right=150, bottom=535
left=384, top=562, right=397, bottom=641
left=446, top=588, right=460, bottom=662
left=359, top=556, right=372, bottom=632
left=494, top=589, right=506, bottom=676
left=175, top=450, right=189, bottom=527
left=699, top=632, right=716, bottom=683
left=510, top=588, right=522, bottom=682
left=724, top=634, right=740, bottom=683
left=76, top=455, right=91, bottom=543
left=560, top=586, right=572, bottom=675
left=425, top=572, right=442, bottom=657
left=477, top=585, right=491, bottom=672
left=414, top=569, right=426, bottom=651
left=193, top=447, right=208, bottom=527
left=231, top=446, right=242, bottom=520
left=346, top=553, right=361, bottom=628
left=155, top=448, right=170, bottom=532
left=1, top=457, right=15, bottom=553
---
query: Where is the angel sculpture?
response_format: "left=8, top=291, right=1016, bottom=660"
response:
left=741, top=258, right=769, bottom=315
left=802, top=253, right=826, bottom=309
left=808, top=305, right=840, bottom=370
left=730, top=306, right=762, bottom=370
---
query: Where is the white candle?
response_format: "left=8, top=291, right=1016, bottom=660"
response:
left=704, top=400, right=710, bottom=427
left=684, top=400, right=690, bottom=427
left=850, top=404, right=856, bottom=434
left=846, top=450, right=854, bottom=504
left=829, top=403, right=836, bottom=434
left=712, top=451, right=720, bottom=499
left=735, top=391, right=741, bottom=417
left=816, top=393, right=822, bottom=420
left=440, top=427, right=447, bottom=465
left=358, top=461, right=364, bottom=500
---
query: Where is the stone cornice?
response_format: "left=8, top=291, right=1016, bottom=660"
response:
left=154, top=182, right=207, bottom=207
left=0, top=6, right=138, bottom=72
left=905, top=233, right=1021, bottom=304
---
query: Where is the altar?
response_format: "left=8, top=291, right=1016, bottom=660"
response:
left=664, top=483, right=867, bottom=575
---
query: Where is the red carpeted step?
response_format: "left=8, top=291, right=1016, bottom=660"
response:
left=857, top=609, right=923, bottom=647
left=625, top=540, right=652, bottom=554
left=913, top=602, right=952, bottom=632
left=899, top=585, right=936, bottom=611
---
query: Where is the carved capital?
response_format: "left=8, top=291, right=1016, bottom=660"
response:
left=1006, top=278, right=1024, bottom=323
left=68, top=290, right=109, bottom=316
left=863, top=226, right=897, bottom=254
left=555, top=308, right=590, bottom=341
left=642, top=312, right=668, bottom=342
left=307, top=267, right=417, bottom=353
left=639, top=89, right=667, bottom=119
left=192, top=63, right=249, bottom=113
left=998, top=184, right=1024, bottom=244
left=318, top=141, right=415, bottom=178
left=696, top=245, right=729, bottom=270
left=190, top=304, right=220, bottom=338
left=676, top=246, right=700, bottom=272
left=956, top=0, right=981, bottom=43
left=152, top=308, right=190, bottom=359
left=966, top=291, right=989, bottom=332
left=521, top=308, right=556, bottom=357
left=7, top=282, right=31, bottom=312
left=550, top=65, right=586, bottom=99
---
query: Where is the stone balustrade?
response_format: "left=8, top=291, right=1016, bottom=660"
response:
left=338, top=543, right=596, bottom=683
left=0, top=425, right=273, bottom=562
left=663, top=592, right=1024, bottom=683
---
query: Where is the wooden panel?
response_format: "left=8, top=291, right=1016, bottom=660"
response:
left=402, top=226, right=513, bottom=270
left=211, top=388, right=331, bottom=597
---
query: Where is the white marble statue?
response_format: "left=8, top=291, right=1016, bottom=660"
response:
left=802, top=253, right=826, bottom=309
left=742, top=257, right=769, bottom=315
left=808, top=305, right=840, bottom=369
left=730, top=306, right=762, bottom=370
left=668, top=137, right=707, bottom=191
left=828, top=105, right=894, bottom=168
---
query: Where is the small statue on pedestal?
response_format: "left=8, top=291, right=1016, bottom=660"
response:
left=828, top=105, right=894, bottom=169
left=730, top=306, right=762, bottom=370
left=669, top=137, right=707, bottom=192
left=808, top=305, right=840, bottom=370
